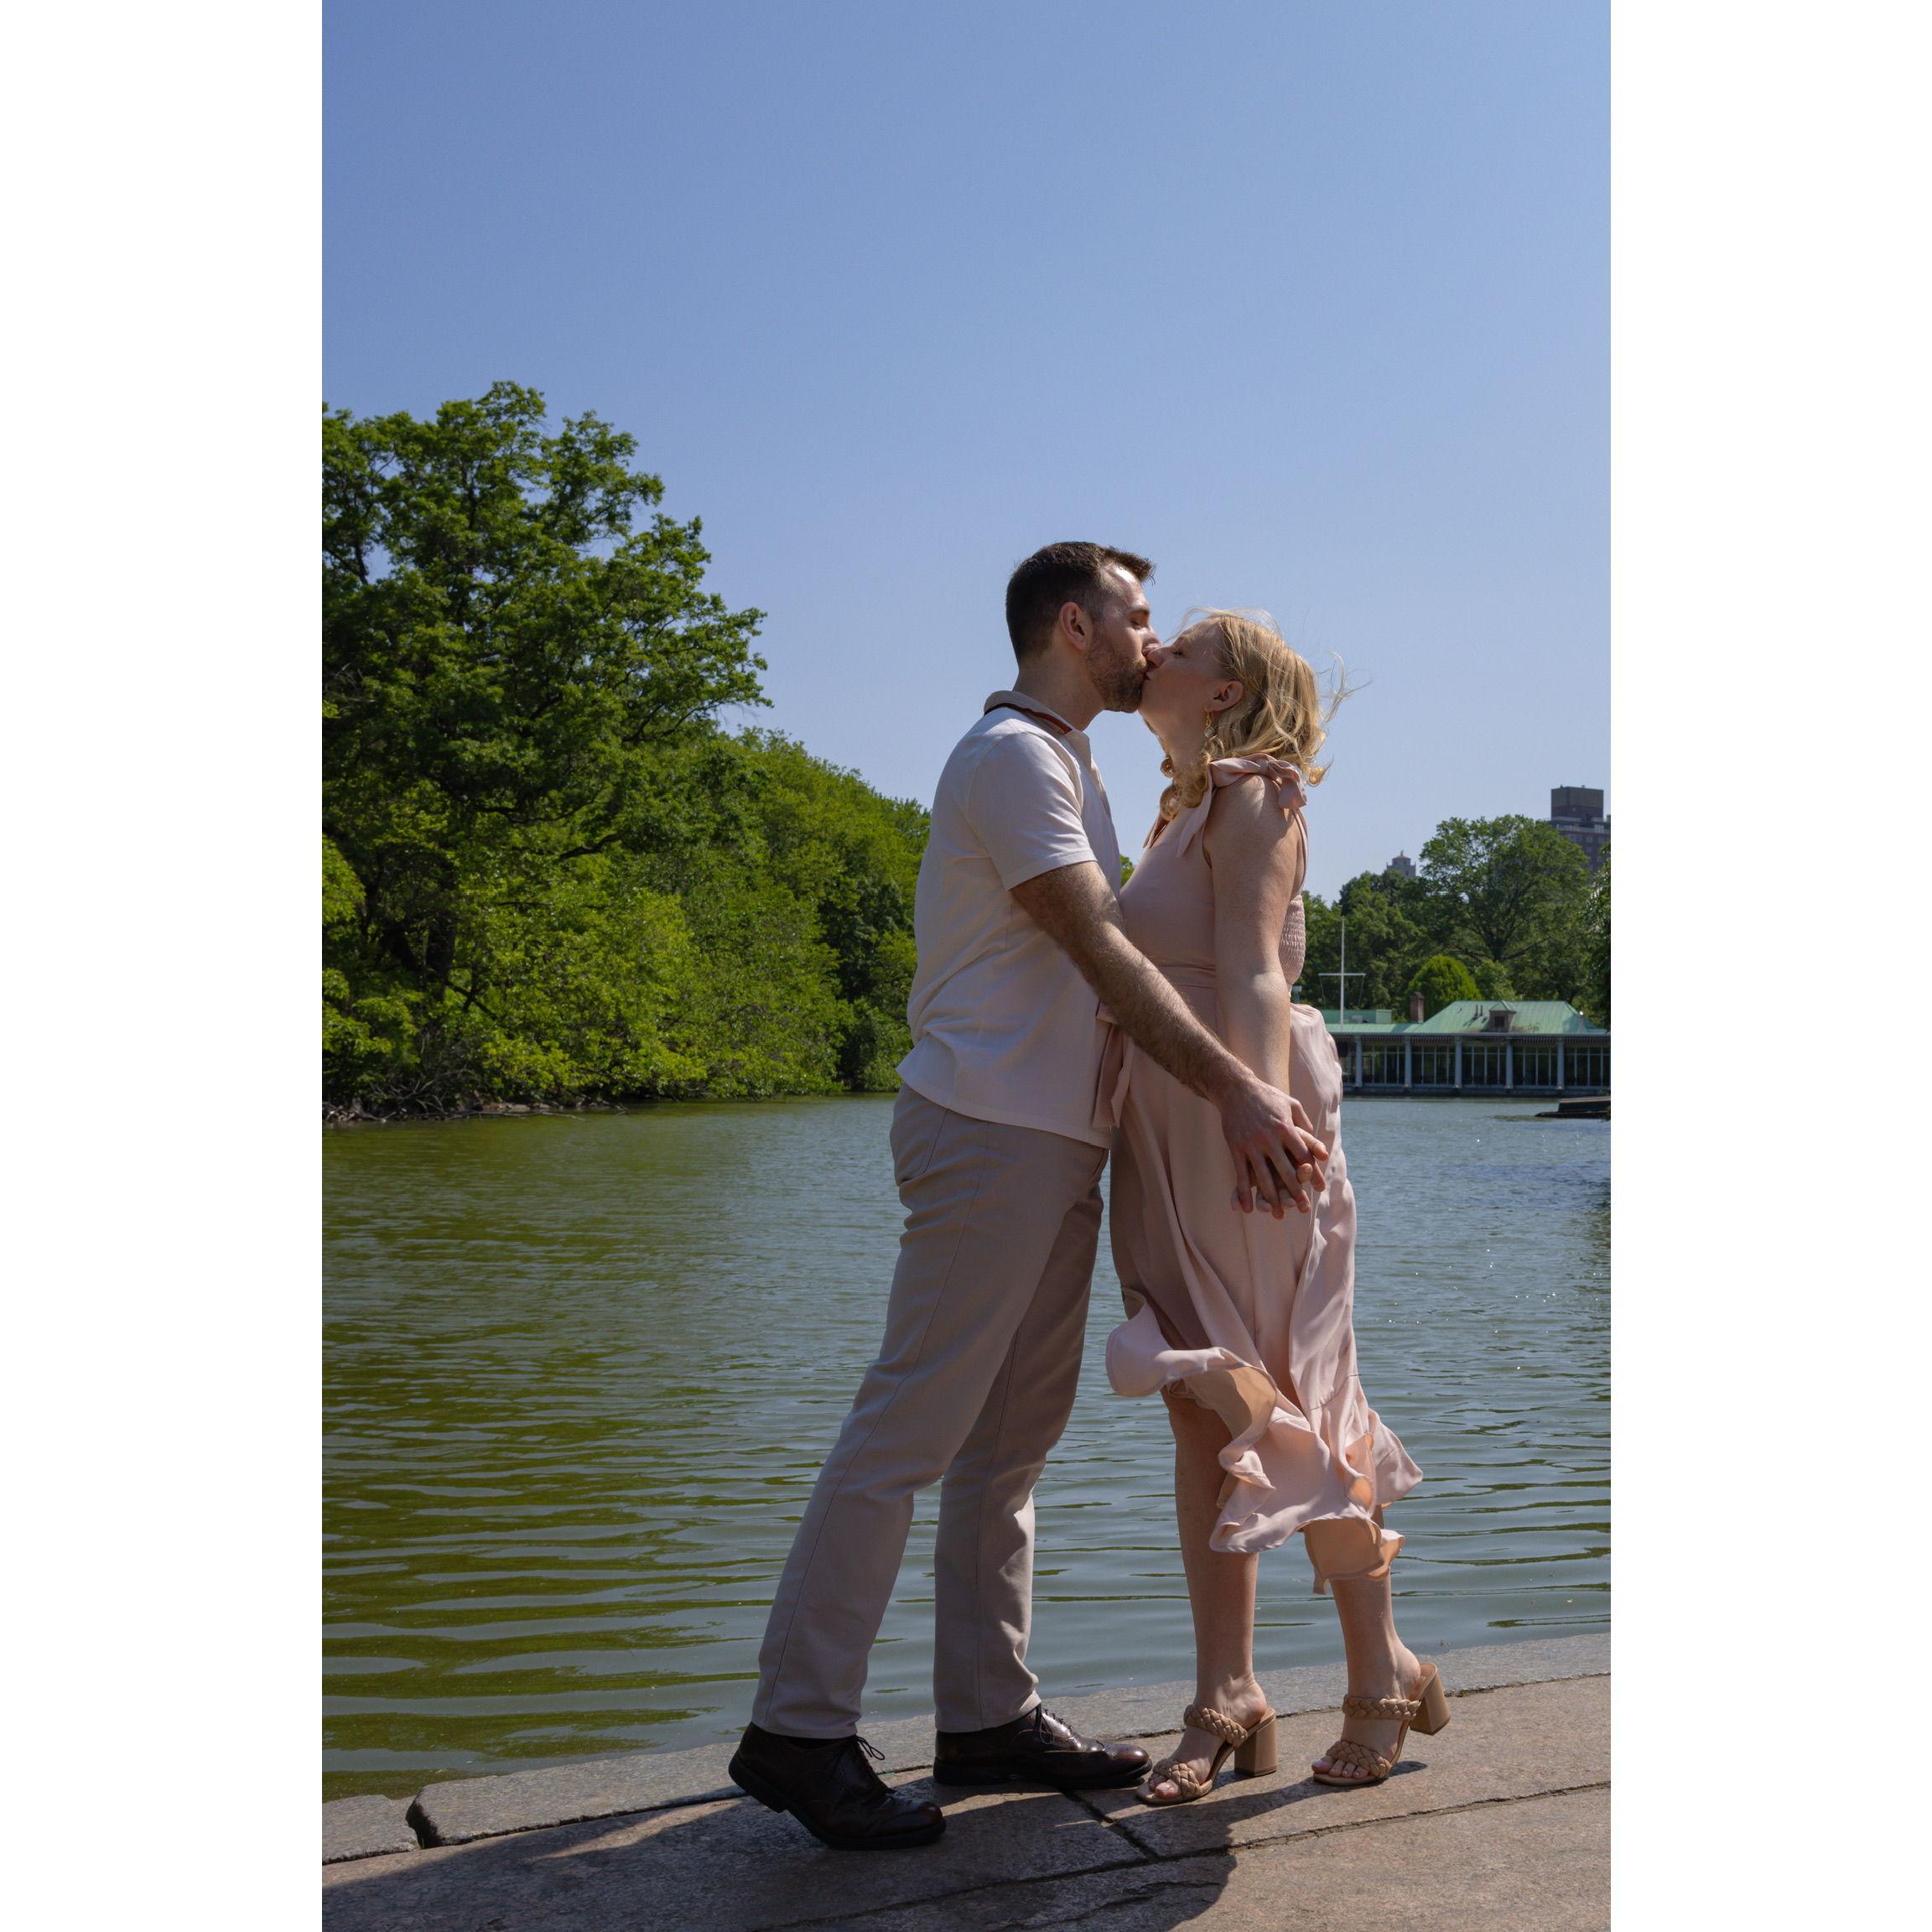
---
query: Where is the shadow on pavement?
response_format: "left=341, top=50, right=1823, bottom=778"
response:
left=322, top=1775, right=1239, bottom=1932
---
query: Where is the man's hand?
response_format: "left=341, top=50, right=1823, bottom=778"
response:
left=1216, top=1073, right=1328, bottom=1218
left=1008, top=861, right=1329, bottom=1215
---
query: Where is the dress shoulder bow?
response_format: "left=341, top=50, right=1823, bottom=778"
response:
left=1172, top=756, right=1307, bottom=854
left=1208, top=754, right=1307, bottom=808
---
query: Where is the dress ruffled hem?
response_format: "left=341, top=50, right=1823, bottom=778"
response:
left=1105, top=1301, right=1422, bottom=1592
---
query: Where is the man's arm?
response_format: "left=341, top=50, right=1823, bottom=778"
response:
left=1008, top=860, right=1327, bottom=1214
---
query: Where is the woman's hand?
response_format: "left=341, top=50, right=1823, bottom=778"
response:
left=1214, top=1072, right=1327, bottom=1216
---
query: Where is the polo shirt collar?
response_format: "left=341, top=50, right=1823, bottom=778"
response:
left=984, top=689, right=1086, bottom=743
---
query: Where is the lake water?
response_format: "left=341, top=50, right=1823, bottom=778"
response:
left=324, top=1094, right=1608, bottom=1800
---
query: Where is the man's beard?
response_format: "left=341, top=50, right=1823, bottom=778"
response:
left=1091, top=648, right=1148, bottom=714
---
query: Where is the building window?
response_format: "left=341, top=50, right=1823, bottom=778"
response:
left=1462, top=1041, right=1508, bottom=1087
left=1566, top=1042, right=1610, bottom=1090
left=1361, top=1041, right=1405, bottom=1085
left=1410, top=1042, right=1454, bottom=1087
left=1515, top=1042, right=1558, bottom=1087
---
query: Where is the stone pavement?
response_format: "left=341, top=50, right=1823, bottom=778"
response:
left=323, top=1632, right=1608, bottom=1930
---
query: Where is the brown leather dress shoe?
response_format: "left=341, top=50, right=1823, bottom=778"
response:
left=729, top=1723, right=946, bottom=1850
left=932, top=1705, right=1151, bottom=1789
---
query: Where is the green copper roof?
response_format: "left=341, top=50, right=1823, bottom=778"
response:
left=1317, top=1000, right=1607, bottom=1036
left=1416, top=1000, right=1606, bottom=1035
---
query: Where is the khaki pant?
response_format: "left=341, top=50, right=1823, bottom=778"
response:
left=751, top=1087, right=1108, bottom=1737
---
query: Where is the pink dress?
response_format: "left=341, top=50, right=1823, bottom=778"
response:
left=1103, top=757, right=1422, bottom=1591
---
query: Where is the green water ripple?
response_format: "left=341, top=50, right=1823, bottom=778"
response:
left=325, top=1095, right=1607, bottom=1799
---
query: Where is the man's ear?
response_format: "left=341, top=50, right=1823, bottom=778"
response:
left=1057, top=599, right=1091, bottom=652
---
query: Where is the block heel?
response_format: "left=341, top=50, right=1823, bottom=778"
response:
left=1233, top=1713, right=1277, bottom=1775
left=1413, top=1666, right=1450, bottom=1736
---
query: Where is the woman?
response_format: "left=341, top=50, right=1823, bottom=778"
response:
left=1103, top=611, right=1445, bottom=1805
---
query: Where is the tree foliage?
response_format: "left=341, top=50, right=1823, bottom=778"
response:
left=323, top=387, right=925, bottom=1114
left=1579, top=848, right=1610, bottom=1024
left=1406, top=953, right=1482, bottom=1017
left=1418, top=815, right=1592, bottom=996
left=1296, top=819, right=1604, bottom=1018
left=322, top=387, right=1608, bottom=1114
left=1299, top=868, right=1431, bottom=1014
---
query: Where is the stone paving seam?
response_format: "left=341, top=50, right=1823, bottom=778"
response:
left=1048, top=1780, right=1172, bottom=1865
left=402, top=1781, right=743, bottom=1848
left=736, top=1844, right=1162, bottom=1932
left=791, top=1788, right=1614, bottom=1932
left=787, top=1869, right=1233, bottom=1932
left=1446, top=1671, right=1608, bottom=1696
left=1061, top=1749, right=1611, bottom=1863
left=1154, top=1777, right=1614, bottom=1862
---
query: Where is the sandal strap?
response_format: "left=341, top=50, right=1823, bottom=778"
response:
left=1321, top=1735, right=1394, bottom=1778
left=1342, top=1692, right=1420, bottom=1719
left=1182, top=1703, right=1251, bottom=1747
left=1145, top=1752, right=1209, bottom=1797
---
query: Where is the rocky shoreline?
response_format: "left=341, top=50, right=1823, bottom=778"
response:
left=323, top=1096, right=630, bottom=1127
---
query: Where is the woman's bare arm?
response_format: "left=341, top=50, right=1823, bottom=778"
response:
left=1203, top=779, right=1306, bottom=1143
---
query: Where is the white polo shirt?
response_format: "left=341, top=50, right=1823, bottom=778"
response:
left=898, top=691, right=1123, bottom=1149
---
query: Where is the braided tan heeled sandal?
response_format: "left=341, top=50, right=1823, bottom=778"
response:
left=1140, top=1701, right=1279, bottom=1806
left=1311, top=1662, right=1450, bottom=1787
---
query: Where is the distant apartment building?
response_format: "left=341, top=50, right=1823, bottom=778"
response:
left=1384, top=851, right=1416, bottom=880
left=1548, top=786, right=1610, bottom=870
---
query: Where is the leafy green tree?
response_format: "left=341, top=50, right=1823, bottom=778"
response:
left=1337, top=871, right=1431, bottom=1006
left=1471, top=958, right=1517, bottom=1000
left=1417, top=816, right=1592, bottom=1000
left=1579, top=847, right=1610, bottom=1024
left=322, top=387, right=926, bottom=1112
left=1406, top=953, right=1481, bottom=1018
left=1296, top=894, right=1337, bottom=1007
left=1257, top=814, right=1599, bottom=1026
left=325, top=381, right=766, bottom=978
left=1297, top=870, right=1430, bottom=1014
left=732, top=733, right=927, bottom=1089
left=658, top=857, right=849, bottom=1095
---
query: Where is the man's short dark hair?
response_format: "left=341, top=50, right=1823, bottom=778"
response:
left=1005, top=542, right=1155, bottom=662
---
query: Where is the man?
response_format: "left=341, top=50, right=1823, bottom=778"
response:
left=730, top=543, right=1328, bottom=1850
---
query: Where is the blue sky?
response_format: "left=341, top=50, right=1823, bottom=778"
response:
left=325, top=0, right=1606, bottom=896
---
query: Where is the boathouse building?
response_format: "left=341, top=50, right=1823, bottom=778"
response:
left=1310, top=999, right=1609, bottom=1095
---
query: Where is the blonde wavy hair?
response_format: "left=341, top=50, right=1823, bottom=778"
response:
left=1157, top=610, right=1338, bottom=823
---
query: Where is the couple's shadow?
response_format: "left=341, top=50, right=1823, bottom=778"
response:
left=321, top=1756, right=1413, bottom=1930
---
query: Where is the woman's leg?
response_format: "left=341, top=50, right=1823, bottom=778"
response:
left=1304, top=1518, right=1423, bottom=1779
left=1144, top=1392, right=1272, bottom=1800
